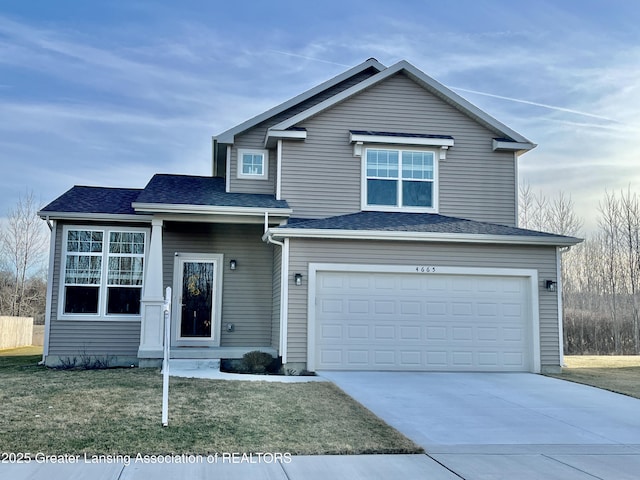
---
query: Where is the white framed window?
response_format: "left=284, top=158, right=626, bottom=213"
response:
left=60, top=226, right=147, bottom=319
left=362, top=147, right=438, bottom=212
left=237, top=148, right=268, bottom=180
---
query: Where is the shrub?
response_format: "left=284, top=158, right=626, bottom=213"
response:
left=242, top=351, right=274, bottom=374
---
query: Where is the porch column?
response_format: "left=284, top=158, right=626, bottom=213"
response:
left=138, top=218, right=165, bottom=362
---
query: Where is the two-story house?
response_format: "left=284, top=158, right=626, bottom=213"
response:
left=39, top=58, right=580, bottom=374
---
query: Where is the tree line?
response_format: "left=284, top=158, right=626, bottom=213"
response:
left=0, top=192, right=48, bottom=324
left=520, top=183, right=640, bottom=354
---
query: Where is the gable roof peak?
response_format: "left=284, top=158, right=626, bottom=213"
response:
left=269, top=59, right=535, bottom=148
left=214, top=58, right=386, bottom=144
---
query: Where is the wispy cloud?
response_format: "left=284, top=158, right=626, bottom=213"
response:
left=449, top=87, right=621, bottom=123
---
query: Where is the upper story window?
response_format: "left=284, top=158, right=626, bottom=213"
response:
left=237, top=148, right=268, bottom=180
left=61, top=227, right=146, bottom=319
left=363, top=147, right=438, bottom=212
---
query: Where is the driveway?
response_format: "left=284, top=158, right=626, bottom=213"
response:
left=322, top=372, right=640, bottom=479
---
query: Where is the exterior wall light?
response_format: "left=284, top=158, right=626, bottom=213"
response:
left=545, top=280, right=557, bottom=292
left=230, top=259, right=237, bottom=271
left=294, top=273, right=303, bottom=286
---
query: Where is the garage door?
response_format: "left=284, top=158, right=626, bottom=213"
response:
left=314, top=270, right=532, bottom=371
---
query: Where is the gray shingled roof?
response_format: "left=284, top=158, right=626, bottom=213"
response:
left=40, top=186, right=142, bottom=215
left=135, top=174, right=289, bottom=209
left=285, top=211, right=576, bottom=239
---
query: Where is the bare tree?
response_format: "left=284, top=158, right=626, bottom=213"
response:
left=619, top=187, right=640, bottom=353
left=0, top=191, right=48, bottom=318
left=547, top=191, right=583, bottom=237
left=598, top=191, right=623, bottom=353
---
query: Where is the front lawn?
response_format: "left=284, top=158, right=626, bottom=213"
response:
left=0, top=354, right=422, bottom=456
left=547, top=355, right=640, bottom=399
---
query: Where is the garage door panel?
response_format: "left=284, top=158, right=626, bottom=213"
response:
left=315, top=271, right=532, bottom=372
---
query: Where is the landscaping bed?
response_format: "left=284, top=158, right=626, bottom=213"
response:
left=0, top=352, right=421, bottom=456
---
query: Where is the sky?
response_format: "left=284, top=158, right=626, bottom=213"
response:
left=0, top=0, right=638, bottom=233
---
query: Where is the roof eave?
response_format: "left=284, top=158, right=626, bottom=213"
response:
left=263, top=227, right=582, bottom=247
left=37, top=211, right=152, bottom=222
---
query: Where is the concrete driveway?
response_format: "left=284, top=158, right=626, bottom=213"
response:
left=322, top=372, right=640, bottom=479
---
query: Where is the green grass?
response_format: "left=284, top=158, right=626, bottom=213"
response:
left=0, top=354, right=422, bottom=456
left=547, top=355, right=640, bottom=399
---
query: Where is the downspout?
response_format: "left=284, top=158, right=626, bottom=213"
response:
left=266, top=232, right=288, bottom=365
left=41, top=217, right=57, bottom=364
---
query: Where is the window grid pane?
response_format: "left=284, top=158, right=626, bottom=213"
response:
left=366, top=149, right=398, bottom=178
left=402, top=151, right=434, bottom=180
left=67, top=230, right=103, bottom=253
left=242, top=154, right=264, bottom=175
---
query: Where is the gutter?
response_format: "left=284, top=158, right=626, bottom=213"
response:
left=132, top=203, right=293, bottom=217
left=37, top=211, right=153, bottom=222
left=263, top=228, right=582, bottom=247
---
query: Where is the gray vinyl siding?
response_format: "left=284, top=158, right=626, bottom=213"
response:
left=162, top=223, right=274, bottom=347
left=47, top=221, right=149, bottom=358
left=286, top=239, right=559, bottom=369
left=271, top=246, right=282, bottom=351
left=281, top=72, right=518, bottom=225
left=228, top=68, right=379, bottom=195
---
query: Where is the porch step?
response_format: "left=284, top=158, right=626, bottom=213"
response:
left=165, top=359, right=221, bottom=372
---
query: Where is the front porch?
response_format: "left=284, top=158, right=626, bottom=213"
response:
left=137, top=217, right=287, bottom=367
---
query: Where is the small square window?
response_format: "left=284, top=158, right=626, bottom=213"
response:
left=237, top=149, right=268, bottom=180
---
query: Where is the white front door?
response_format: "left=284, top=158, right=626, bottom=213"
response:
left=173, top=253, right=223, bottom=347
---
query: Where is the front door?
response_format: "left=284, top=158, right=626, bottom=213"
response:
left=173, top=253, right=223, bottom=346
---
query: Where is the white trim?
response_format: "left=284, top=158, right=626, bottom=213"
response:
left=265, top=227, right=580, bottom=247
left=37, top=211, right=152, bottom=222
left=306, top=263, right=541, bottom=373
left=350, top=132, right=454, bottom=148
left=514, top=151, right=519, bottom=226
left=237, top=148, right=269, bottom=180
left=492, top=139, right=535, bottom=152
left=214, top=58, right=386, bottom=144
left=276, top=139, right=282, bottom=201
left=271, top=61, right=535, bottom=148
left=42, top=220, right=57, bottom=359
left=556, top=247, right=565, bottom=367
left=225, top=145, right=231, bottom=193
left=172, top=253, right=224, bottom=347
left=133, top=203, right=292, bottom=216
left=265, top=129, right=306, bottom=148
left=58, top=225, right=149, bottom=321
left=361, top=146, right=439, bottom=214
left=280, top=238, right=290, bottom=363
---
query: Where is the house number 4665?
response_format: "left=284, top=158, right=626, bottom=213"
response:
left=416, top=266, right=436, bottom=273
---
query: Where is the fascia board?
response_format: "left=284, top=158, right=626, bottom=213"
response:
left=214, top=58, right=386, bottom=144
left=132, top=202, right=293, bottom=216
left=263, top=227, right=582, bottom=247
left=37, top=211, right=152, bottom=222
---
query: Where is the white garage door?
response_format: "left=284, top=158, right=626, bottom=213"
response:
left=314, top=270, right=532, bottom=371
